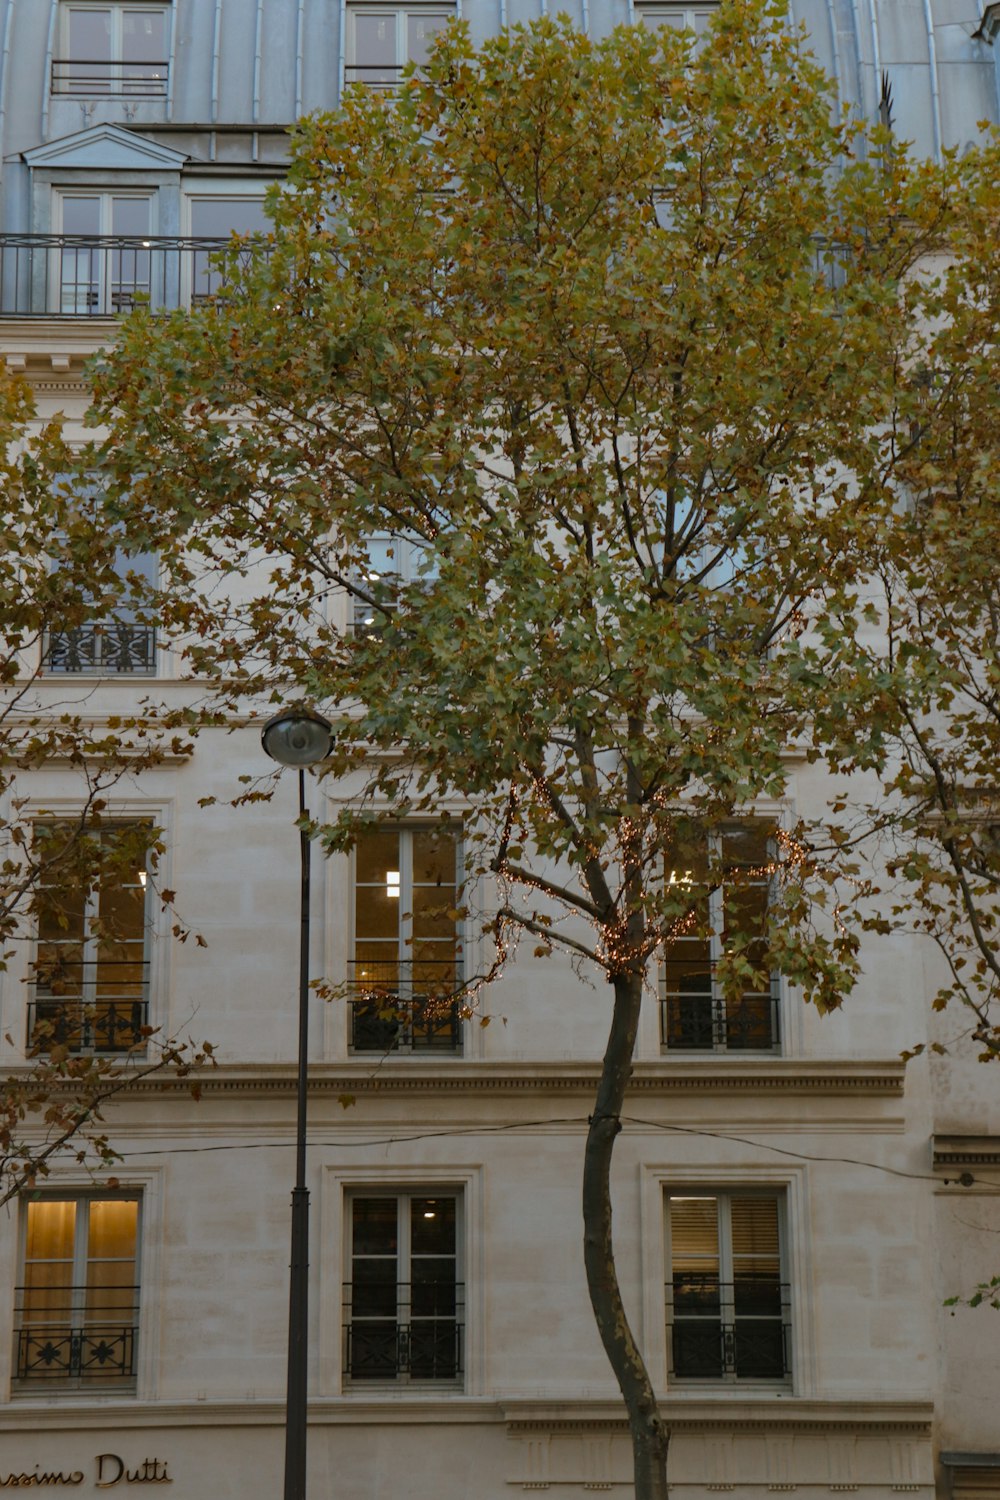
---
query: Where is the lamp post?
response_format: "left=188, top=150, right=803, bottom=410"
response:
left=261, top=708, right=334, bottom=1500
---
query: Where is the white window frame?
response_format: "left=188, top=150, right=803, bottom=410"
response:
left=55, top=3, right=171, bottom=97
left=632, top=2, right=718, bottom=32
left=30, top=819, right=154, bottom=1057
left=664, top=1188, right=792, bottom=1386
left=341, top=1188, right=465, bottom=1387
left=661, top=823, right=780, bottom=1054
left=14, top=1194, right=142, bottom=1390
left=344, top=3, right=456, bottom=91
left=51, top=191, right=157, bottom=317
left=350, top=824, right=464, bottom=1054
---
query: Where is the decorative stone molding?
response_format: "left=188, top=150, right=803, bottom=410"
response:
left=933, top=1137, right=1000, bottom=1172
left=27, top=1058, right=904, bottom=1101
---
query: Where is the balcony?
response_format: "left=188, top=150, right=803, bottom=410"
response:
left=348, top=960, right=463, bottom=1054
left=668, top=1277, right=791, bottom=1381
left=51, top=58, right=169, bottom=97
left=43, top=621, right=156, bottom=676
left=28, top=959, right=150, bottom=1054
left=0, top=233, right=257, bottom=318
left=343, top=1281, right=464, bottom=1381
left=661, top=963, right=780, bottom=1051
left=14, top=1289, right=139, bottom=1382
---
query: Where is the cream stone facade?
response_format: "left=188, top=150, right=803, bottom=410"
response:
left=2, top=1, right=999, bottom=1497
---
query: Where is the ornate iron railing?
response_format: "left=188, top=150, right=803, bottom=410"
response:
left=43, top=621, right=156, bottom=676
left=14, top=1287, right=139, bottom=1381
left=51, top=58, right=169, bottom=96
left=0, top=233, right=260, bottom=317
left=667, top=1277, right=791, bottom=1380
left=661, top=965, right=780, bottom=1051
left=28, top=958, right=150, bottom=1054
left=343, top=1281, right=464, bottom=1381
left=348, top=960, right=463, bottom=1053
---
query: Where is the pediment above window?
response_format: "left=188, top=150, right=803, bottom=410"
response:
left=22, top=123, right=186, bottom=172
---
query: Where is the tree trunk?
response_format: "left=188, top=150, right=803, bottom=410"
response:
left=582, top=969, right=669, bottom=1500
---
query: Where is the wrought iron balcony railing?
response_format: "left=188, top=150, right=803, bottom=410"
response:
left=28, top=958, right=151, bottom=1054
left=348, top=960, right=463, bottom=1053
left=14, top=1287, right=139, bottom=1382
left=43, top=621, right=156, bottom=676
left=51, top=58, right=169, bottom=96
left=0, top=233, right=259, bottom=318
left=343, top=1281, right=464, bottom=1381
left=667, top=1276, right=791, bottom=1381
left=661, top=962, right=779, bottom=1051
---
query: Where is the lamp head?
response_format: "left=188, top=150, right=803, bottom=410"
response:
left=260, top=708, right=334, bottom=768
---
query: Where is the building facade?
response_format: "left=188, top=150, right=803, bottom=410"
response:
left=1, top=1, right=999, bottom=1496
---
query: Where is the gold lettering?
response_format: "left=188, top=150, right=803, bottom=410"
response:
left=95, top=1455, right=124, bottom=1489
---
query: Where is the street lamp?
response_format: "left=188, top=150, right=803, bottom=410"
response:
left=261, top=708, right=334, bottom=1500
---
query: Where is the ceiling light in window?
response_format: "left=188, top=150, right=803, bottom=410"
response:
left=386, top=869, right=400, bottom=898
left=138, top=870, right=147, bottom=889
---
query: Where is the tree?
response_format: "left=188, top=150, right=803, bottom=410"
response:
left=87, top=4, right=995, bottom=1493
left=0, top=368, right=212, bottom=1206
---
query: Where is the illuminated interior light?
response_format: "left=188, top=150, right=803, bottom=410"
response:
left=138, top=870, right=147, bottom=889
left=386, top=870, right=400, bottom=898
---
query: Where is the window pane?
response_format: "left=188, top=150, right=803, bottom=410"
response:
left=26, top=1201, right=76, bottom=1264
left=123, top=10, right=165, bottom=62
left=353, top=1198, right=398, bottom=1256
left=110, top=198, right=151, bottom=238
left=354, top=12, right=398, bottom=81
left=190, top=199, right=269, bottom=239
left=407, top=12, right=448, bottom=67
left=87, top=1200, right=138, bottom=1264
left=411, top=1197, right=455, bottom=1255
left=412, top=828, right=455, bottom=886
left=356, top=830, right=399, bottom=886
left=62, top=197, right=102, bottom=237
left=68, top=9, right=112, bottom=59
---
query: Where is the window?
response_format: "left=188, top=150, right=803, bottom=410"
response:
left=14, top=1196, right=140, bottom=1385
left=666, top=1192, right=790, bottom=1382
left=345, top=5, right=454, bottom=90
left=186, top=196, right=269, bottom=303
left=52, top=194, right=155, bottom=317
left=351, top=533, right=438, bottom=638
left=44, top=542, right=157, bottom=676
left=634, top=3, right=717, bottom=37
left=343, top=1192, right=463, bottom=1383
left=351, top=827, right=462, bottom=1052
left=661, top=823, right=779, bottom=1052
left=29, top=822, right=152, bottom=1055
left=53, top=5, right=170, bottom=96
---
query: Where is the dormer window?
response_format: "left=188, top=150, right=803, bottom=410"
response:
left=53, top=4, right=170, bottom=97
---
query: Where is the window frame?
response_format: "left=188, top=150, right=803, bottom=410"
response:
left=344, top=3, right=456, bottom=92
left=664, top=1188, right=792, bottom=1387
left=14, top=1193, right=142, bottom=1390
left=29, top=819, right=154, bottom=1057
left=632, top=2, right=718, bottom=35
left=661, top=823, right=781, bottom=1055
left=50, top=191, right=158, bottom=320
left=342, top=1188, right=465, bottom=1388
left=349, top=823, right=464, bottom=1055
left=54, top=3, right=171, bottom=98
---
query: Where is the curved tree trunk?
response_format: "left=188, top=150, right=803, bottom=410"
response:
left=583, top=969, right=669, bottom=1500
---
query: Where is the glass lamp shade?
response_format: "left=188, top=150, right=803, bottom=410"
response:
left=260, top=709, right=334, bottom=767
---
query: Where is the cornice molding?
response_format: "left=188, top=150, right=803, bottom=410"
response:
left=933, top=1136, right=1000, bottom=1169
left=0, top=1396, right=934, bottom=1436
left=17, top=1058, right=906, bottom=1100
left=501, top=1398, right=934, bottom=1437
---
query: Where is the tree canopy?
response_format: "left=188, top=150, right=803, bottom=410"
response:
left=88, top=3, right=1000, bottom=1492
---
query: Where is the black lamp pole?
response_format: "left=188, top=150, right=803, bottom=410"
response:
left=261, top=709, right=335, bottom=1500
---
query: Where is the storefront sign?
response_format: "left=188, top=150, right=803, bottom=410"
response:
left=0, top=1456, right=171, bottom=1489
